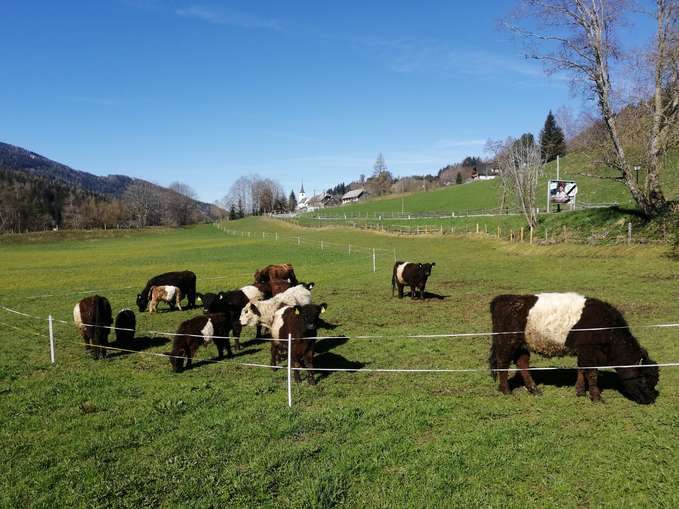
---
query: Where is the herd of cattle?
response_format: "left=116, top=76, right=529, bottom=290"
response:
left=73, top=261, right=660, bottom=404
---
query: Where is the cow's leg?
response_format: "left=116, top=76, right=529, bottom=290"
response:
left=215, top=339, right=224, bottom=359
left=398, top=283, right=404, bottom=299
left=516, top=351, right=539, bottom=394
left=270, top=342, right=279, bottom=371
left=293, top=358, right=303, bottom=383
left=224, top=337, right=232, bottom=358
left=176, top=293, right=182, bottom=311
left=586, top=369, right=602, bottom=402
left=575, top=369, right=587, bottom=397
left=256, top=324, right=263, bottom=339
left=493, top=335, right=515, bottom=395
left=410, top=286, right=417, bottom=299
left=304, top=348, right=315, bottom=385
left=232, top=323, right=242, bottom=351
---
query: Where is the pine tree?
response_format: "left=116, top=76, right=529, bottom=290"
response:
left=229, top=204, right=237, bottom=220
left=237, top=198, right=245, bottom=219
left=539, top=110, right=566, bottom=162
left=456, top=172, right=463, bottom=184
left=288, top=190, right=297, bottom=212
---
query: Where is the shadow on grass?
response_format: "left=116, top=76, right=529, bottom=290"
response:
left=315, top=352, right=365, bottom=380
left=106, top=336, right=171, bottom=358
left=315, top=336, right=349, bottom=354
left=509, top=369, right=626, bottom=397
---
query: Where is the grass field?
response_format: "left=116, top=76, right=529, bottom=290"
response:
left=308, top=151, right=679, bottom=218
left=3, top=219, right=679, bottom=507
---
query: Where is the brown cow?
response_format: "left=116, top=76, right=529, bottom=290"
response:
left=148, top=285, right=183, bottom=313
left=73, top=295, right=113, bottom=359
left=254, top=264, right=298, bottom=285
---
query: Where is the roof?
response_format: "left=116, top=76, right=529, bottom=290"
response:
left=341, top=188, right=365, bottom=200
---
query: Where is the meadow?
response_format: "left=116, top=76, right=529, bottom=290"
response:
left=2, top=218, right=679, bottom=508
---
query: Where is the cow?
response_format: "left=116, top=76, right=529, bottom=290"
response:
left=73, top=295, right=113, bottom=359
left=239, top=283, right=315, bottom=336
left=166, top=313, right=235, bottom=372
left=489, top=293, right=660, bottom=404
left=148, top=285, right=183, bottom=313
left=269, top=303, right=329, bottom=384
left=392, top=261, right=436, bottom=299
left=114, top=309, right=136, bottom=344
left=198, top=285, right=267, bottom=349
left=254, top=264, right=298, bottom=285
left=136, top=271, right=196, bottom=312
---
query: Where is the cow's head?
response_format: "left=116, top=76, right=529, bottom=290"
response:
left=239, top=302, right=262, bottom=327
left=136, top=293, right=148, bottom=312
left=294, top=303, right=328, bottom=333
left=299, top=282, right=315, bottom=290
left=200, top=292, right=219, bottom=314
left=418, top=262, right=436, bottom=277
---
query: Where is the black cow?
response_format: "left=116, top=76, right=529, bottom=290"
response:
left=114, top=309, right=136, bottom=344
left=136, top=271, right=197, bottom=312
left=197, top=289, right=253, bottom=350
left=391, top=261, right=436, bottom=299
left=166, top=313, right=236, bottom=372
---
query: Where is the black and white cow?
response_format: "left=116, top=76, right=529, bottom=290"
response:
left=489, top=292, right=660, bottom=404
left=166, top=313, right=235, bottom=372
left=391, top=261, right=436, bottom=299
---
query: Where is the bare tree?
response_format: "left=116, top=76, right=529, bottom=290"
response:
left=495, top=136, right=543, bottom=228
left=506, top=0, right=679, bottom=218
left=167, top=181, right=198, bottom=225
left=124, top=181, right=161, bottom=227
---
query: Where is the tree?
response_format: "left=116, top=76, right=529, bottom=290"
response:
left=456, top=172, right=463, bottom=184
left=167, top=181, right=198, bottom=226
left=229, top=204, right=237, bottom=220
left=288, top=190, right=297, bottom=211
left=506, top=0, right=679, bottom=218
left=539, top=110, right=567, bottom=162
left=237, top=198, right=245, bottom=219
left=494, top=136, right=543, bottom=228
left=373, top=153, right=388, bottom=176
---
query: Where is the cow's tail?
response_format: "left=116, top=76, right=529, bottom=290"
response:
left=391, top=272, right=396, bottom=297
left=488, top=340, right=498, bottom=381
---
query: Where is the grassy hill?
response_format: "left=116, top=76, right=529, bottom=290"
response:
left=309, top=151, right=679, bottom=218
left=2, top=221, right=679, bottom=507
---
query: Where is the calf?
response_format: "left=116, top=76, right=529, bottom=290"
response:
left=148, top=285, right=183, bottom=313
left=239, top=283, right=315, bottom=336
left=114, top=309, right=136, bottom=344
left=73, top=295, right=113, bottom=359
left=269, top=303, right=329, bottom=384
left=166, top=313, right=235, bottom=372
left=489, top=293, right=659, bottom=404
left=254, top=263, right=298, bottom=285
left=136, top=270, right=196, bottom=311
left=392, top=261, right=436, bottom=299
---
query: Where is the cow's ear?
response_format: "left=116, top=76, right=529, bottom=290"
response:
left=418, top=263, right=422, bottom=267
left=320, top=303, right=327, bottom=313
left=219, top=294, right=223, bottom=300
left=308, top=282, right=315, bottom=289
left=431, top=262, right=436, bottom=266
left=294, top=306, right=301, bottom=315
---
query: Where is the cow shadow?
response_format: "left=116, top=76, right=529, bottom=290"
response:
left=509, top=369, right=623, bottom=393
left=315, top=336, right=349, bottom=354
left=107, top=336, right=171, bottom=358
left=186, top=348, right=262, bottom=370
left=420, top=291, right=448, bottom=301
left=315, top=352, right=365, bottom=380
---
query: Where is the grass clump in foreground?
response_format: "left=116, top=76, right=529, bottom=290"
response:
left=2, top=219, right=679, bottom=507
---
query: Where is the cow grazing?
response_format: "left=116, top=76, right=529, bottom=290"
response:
left=254, top=264, right=298, bottom=285
left=73, top=295, right=113, bottom=359
left=114, top=309, right=136, bottom=344
left=392, top=261, right=436, bottom=299
left=239, top=283, right=315, bottom=336
left=148, top=285, right=183, bottom=313
left=269, top=303, right=329, bottom=384
left=166, top=313, right=235, bottom=372
left=489, top=293, right=659, bottom=404
left=136, top=270, right=197, bottom=312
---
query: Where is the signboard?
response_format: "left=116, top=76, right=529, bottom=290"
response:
left=547, top=180, right=577, bottom=211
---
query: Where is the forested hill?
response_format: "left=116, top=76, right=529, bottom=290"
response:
left=0, top=141, right=223, bottom=233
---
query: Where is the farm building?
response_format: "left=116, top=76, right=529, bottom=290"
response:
left=341, top=188, right=366, bottom=204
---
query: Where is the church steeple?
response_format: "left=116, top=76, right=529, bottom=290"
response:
left=299, top=180, right=306, bottom=201
left=300, top=180, right=305, bottom=195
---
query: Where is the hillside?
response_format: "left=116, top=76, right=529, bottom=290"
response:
left=0, top=142, right=223, bottom=232
left=308, top=151, right=679, bottom=217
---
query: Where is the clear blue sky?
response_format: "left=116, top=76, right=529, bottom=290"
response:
left=1, top=1, right=611, bottom=203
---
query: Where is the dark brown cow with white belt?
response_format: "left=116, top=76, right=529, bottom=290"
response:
left=391, top=261, right=436, bottom=299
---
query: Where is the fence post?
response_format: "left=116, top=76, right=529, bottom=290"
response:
left=298, top=236, right=301, bottom=246
left=627, top=222, right=632, bottom=244
left=497, top=226, right=500, bottom=239
left=287, top=333, right=293, bottom=407
left=275, top=232, right=278, bottom=241
left=476, top=223, right=479, bottom=234
left=520, top=227, right=524, bottom=242
left=48, top=315, right=55, bottom=365
left=530, top=226, right=534, bottom=244
left=372, top=249, right=376, bottom=273
left=321, top=240, right=324, bottom=250
left=348, top=244, right=351, bottom=255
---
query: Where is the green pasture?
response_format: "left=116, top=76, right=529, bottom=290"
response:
left=308, top=151, right=679, bottom=218
left=2, top=219, right=679, bottom=508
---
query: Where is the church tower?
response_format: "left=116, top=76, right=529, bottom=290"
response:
left=299, top=180, right=306, bottom=202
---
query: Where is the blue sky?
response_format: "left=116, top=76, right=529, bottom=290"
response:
left=1, top=1, right=617, bottom=202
